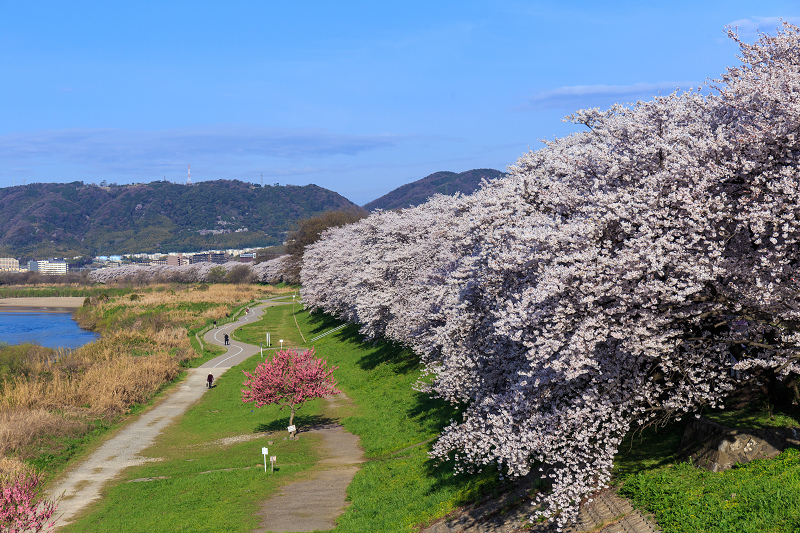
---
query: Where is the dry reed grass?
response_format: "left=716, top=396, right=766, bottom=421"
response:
left=0, top=455, right=28, bottom=475
left=0, top=283, right=271, bottom=461
left=0, top=408, right=87, bottom=457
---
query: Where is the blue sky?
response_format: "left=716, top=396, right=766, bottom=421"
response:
left=2, top=1, right=799, bottom=205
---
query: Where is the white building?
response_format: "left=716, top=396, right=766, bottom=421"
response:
left=0, top=258, right=20, bottom=271
left=28, top=260, right=68, bottom=275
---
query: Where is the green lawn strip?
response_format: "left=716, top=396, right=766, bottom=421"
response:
left=0, top=286, right=133, bottom=299
left=614, top=401, right=800, bottom=532
left=60, top=354, right=326, bottom=533
left=293, top=309, right=502, bottom=531
left=619, top=449, right=800, bottom=532
left=231, top=302, right=303, bottom=348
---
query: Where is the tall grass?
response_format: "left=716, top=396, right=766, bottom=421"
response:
left=0, top=283, right=283, bottom=470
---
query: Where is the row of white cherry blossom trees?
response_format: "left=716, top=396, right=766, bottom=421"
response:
left=89, top=255, right=292, bottom=284
left=301, top=24, right=800, bottom=524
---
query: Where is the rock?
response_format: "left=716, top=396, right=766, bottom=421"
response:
left=678, top=417, right=800, bottom=472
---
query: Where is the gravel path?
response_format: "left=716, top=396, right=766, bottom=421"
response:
left=253, top=393, right=366, bottom=533
left=48, top=301, right=279, bottom=529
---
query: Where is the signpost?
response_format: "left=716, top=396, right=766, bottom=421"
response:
left=270, top=455, right=276, bottom=474
left=266, top=332, right=271, bottom=347
left=262, top=447, right=269, bottom=473
left=287, top=424, right=296, bottom=439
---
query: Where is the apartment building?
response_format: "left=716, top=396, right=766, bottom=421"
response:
left=0, top=258, right=20, bottom=271
left=28, top=259, right=68, bottom=275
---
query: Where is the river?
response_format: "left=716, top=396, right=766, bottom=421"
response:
left=0, top=311, right=99, bottom=349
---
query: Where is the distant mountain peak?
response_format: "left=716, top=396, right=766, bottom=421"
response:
left=363, top=168, right=505, bottom=212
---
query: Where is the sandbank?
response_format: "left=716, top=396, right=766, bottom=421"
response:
left=0, top=297, right=86, bottom=312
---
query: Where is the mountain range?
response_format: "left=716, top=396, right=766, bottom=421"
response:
left=0, top=169, right=504, bottom=258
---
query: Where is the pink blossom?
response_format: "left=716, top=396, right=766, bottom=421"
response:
left=1, top=467, right=60, bottom=533
left=241, top=348, right=340, bottom=428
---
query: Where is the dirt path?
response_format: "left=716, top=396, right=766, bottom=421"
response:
left=253, top=405, right=366, bottom=533
left=48, top=302, right=275, bottom=529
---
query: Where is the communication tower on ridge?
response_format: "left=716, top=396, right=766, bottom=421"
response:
left=187, top=164, right=192, bottom=186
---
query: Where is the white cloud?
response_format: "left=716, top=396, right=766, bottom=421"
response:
left=522, top=81, right=698, bottom=110
left=726, top=17, right=800, bottom=41
left=0, top=126, right=403, bottom=172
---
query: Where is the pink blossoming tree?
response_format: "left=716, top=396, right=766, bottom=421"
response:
left=0, top=460, right=60, bottom=533
left=241, top=348, right=340, bottom=429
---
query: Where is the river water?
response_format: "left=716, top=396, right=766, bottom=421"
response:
left=0, top=311, right=99, bottom=349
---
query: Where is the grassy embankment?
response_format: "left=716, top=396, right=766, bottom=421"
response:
left=0, top=285, right=131, bottom=299
left=614, top=394, right=800, bottom=532
left=0, top=284, right=282, bottom=480
left=60, top=301, right=504, bottom=533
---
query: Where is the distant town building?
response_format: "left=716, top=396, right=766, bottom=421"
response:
left=28, top=259, right=68, bottom=275
left=0, top=258, right=20, bottom=271
left=167, top=254, right=190, bottom=266
left=191, top=252, right=228, bottom=264
left=238, top=253, right=256, bottom=263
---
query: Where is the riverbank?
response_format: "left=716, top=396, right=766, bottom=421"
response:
left=0, top=297, right=86, bottom=312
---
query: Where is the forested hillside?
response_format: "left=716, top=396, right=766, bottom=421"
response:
left=0, top=180, right=357, bottom=257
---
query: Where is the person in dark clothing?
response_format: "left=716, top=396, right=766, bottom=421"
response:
left=207, top=374, right=213, bottom=388
left=224, top=333, right=229, bottom=345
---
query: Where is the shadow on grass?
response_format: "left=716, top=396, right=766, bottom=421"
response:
left=254, top=414, right=339, bottom=434
left=307, top=311, right=421, bottom=373
left=306, top=311, right=343, bottom=336
left=613, top=419, right=688, bottom=479
left=407, top=390, right=461, bottom=435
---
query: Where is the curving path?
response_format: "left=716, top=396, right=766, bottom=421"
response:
left=48, top=300, right=286, bottom=529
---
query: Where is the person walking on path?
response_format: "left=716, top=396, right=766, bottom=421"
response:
left=224, top=333, right=229, bottom=345
left=206, top=373, right=213, bottom=388
left=213, top=320, right=217, bottom=329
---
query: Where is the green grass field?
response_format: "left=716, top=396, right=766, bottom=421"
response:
left=60, top=301, right=501, bottom=532
left=614, top=401, right=800, bottom=532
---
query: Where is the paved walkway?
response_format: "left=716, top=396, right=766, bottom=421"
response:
left=48, top=301, right=284, bottom=529
left=253, top=399, right=366, bottom=532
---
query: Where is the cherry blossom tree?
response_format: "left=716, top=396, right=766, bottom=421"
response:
left=241, top=348, right=340, bottom=429
left=301, top=23, right=800, bottom=526
left=0, top=460, right=60, bottom=533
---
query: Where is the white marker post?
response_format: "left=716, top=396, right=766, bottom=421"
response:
left=270, top=455, right=276, bottom=474
left=262, top=447, right=269, bottom=472
left=287, top=424, right=296, bottom=439
left=260, top=342, right=263, bottom=357
left=279, top=339, right=284, bottom=350
left=266, top=332, right=270, bottom=347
